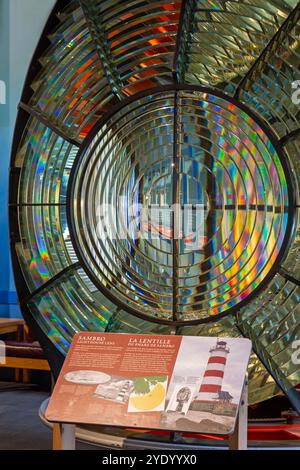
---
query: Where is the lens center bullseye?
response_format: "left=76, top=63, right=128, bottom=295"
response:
left=70, top=88, right=291, bottom=324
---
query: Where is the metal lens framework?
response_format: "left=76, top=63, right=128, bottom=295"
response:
left=9, top=0, right=300, bottom=408
left=70, top=89, right=291, bottom=323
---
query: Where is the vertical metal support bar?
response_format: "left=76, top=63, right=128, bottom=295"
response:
left=53, top=423, right=76, bottom=450
left=173, top=0, right=198, bottom=83
left=172, top=92, right=181, bottom=321
left=61, top=424, right=76, bottom=450
left=228, top=379, right=248, bottom=450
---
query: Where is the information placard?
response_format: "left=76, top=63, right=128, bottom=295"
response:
left=46, top=333, right=251, bottom=435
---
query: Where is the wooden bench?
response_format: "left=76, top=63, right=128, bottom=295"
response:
left=0, top=321, right=50, bottom=382
left=2, top=340, right=50, bottom=381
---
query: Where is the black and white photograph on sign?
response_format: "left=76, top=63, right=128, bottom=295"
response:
left=160, top=337, right=251, bottom=435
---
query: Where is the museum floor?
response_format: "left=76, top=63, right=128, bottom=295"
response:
left=0, top=384, right=95, bottom=450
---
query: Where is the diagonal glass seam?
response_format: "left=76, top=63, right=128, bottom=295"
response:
left=21, top=262, right=81, bottom=306
left=174, top=0, right=198, bottom=84
left=19, top=102, right=81, bottom=147
left=79, top=0, right=125, bottom=100
left=234, top=3, right=300, bottom=100
left=235, top=314, right=300, bottom=414
left=105, top=308, right=122, bottom=333
left=279, top=128, right=300, bottom=146
left=279, top=267, right=300, bottom=287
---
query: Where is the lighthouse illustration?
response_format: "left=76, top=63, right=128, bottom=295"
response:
left=191, top=339, right=233, bottom=410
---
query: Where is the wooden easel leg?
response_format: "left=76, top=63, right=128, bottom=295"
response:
left=15, top=325, right=23, bottom=383
left=51, top=374, right=55, bottom=392
left=23, top=369, right=30, bottom=383
left=53, top=423, right=62, bottom=450
left=228, top=380, right=248, bottom=450
left=14, top=368, right=22, bottom=382
left=53, top=423, right=76, bottom=450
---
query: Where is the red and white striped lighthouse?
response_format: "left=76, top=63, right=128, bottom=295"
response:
left=196, top=339, right=230, bottom=401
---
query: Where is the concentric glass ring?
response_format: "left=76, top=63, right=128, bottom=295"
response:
left=70, top=88, right=292, bottom=323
